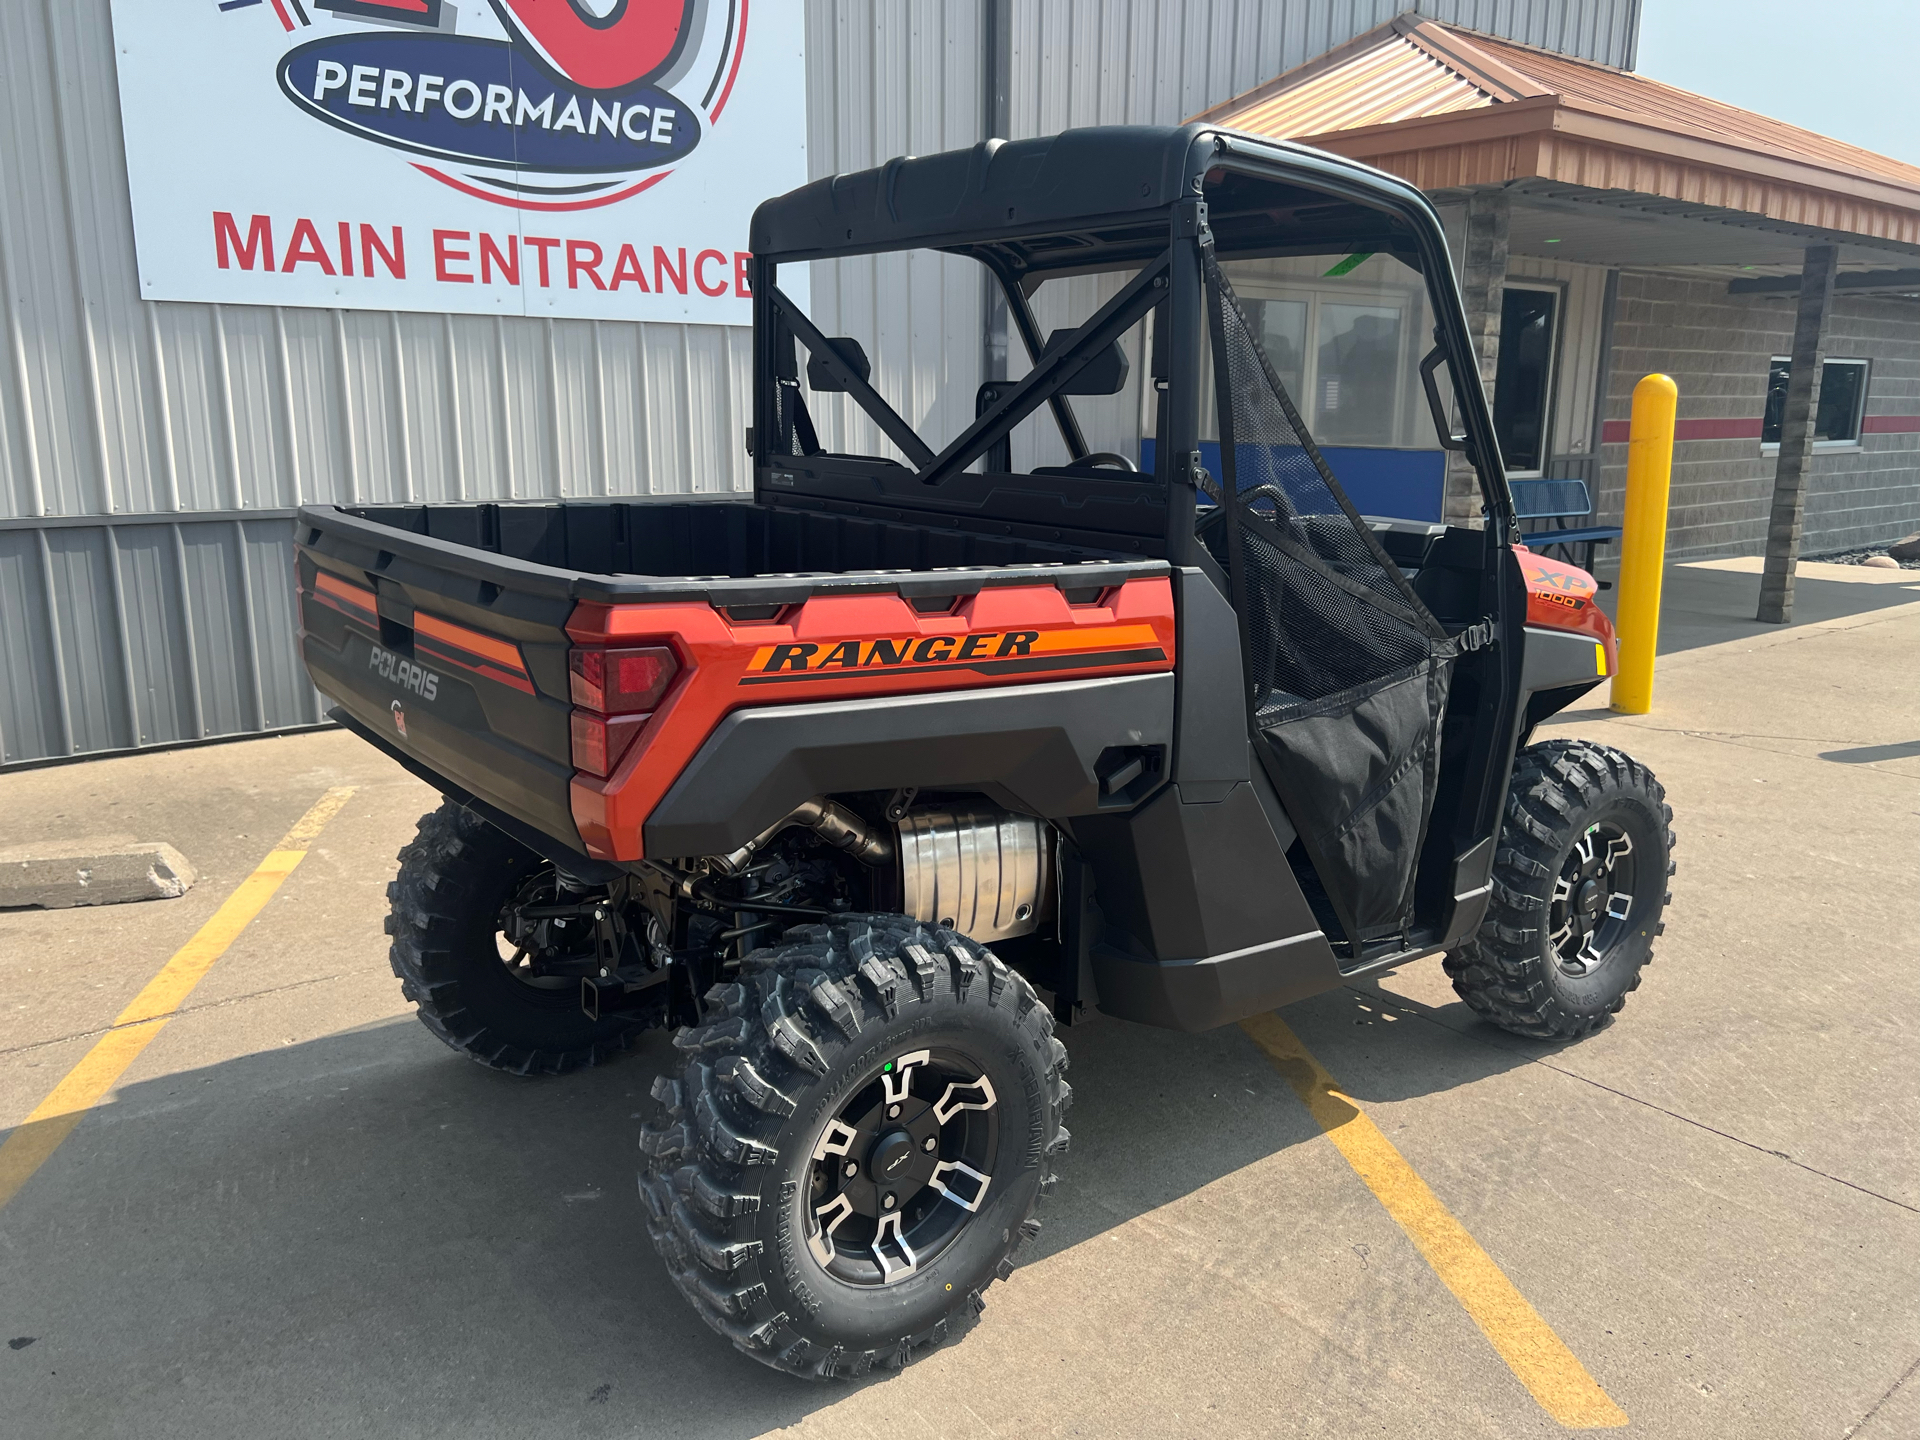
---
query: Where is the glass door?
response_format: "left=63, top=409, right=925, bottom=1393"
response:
left=1492, top=285, right=1560, bottom=476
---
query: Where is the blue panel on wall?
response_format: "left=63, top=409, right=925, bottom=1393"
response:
left=1139, top=440, right=1446, bottom=523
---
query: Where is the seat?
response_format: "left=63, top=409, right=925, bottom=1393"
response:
left=1511, top=477, right=1621, bottom=573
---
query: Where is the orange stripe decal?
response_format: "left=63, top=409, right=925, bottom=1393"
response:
left=314, top=570, right=376, bottom=614
left=414, top=612, right=528, bottom=675
left=415, top=639, right=536, bottom=695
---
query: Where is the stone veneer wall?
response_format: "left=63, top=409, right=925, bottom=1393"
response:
left=1591, top=274, right=1920, bottom=561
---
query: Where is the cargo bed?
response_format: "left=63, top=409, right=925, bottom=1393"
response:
left=294, top=497, right=1171, bottom=861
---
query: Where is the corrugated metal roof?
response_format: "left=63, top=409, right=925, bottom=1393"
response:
left=1465, top=32, right=1920, bottom=192
left=1209, top=33, right=1494, bottom=139
left=1198, top=16, right=1920, bottom=249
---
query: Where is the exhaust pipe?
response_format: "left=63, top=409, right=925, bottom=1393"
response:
left=710, top=797, right=893, bottom=875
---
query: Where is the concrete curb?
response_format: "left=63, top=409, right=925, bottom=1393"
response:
left=0, top=836, right=197, bottom=909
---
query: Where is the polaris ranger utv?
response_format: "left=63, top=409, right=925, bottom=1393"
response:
left=295, top=124, right=1673, bottom=1378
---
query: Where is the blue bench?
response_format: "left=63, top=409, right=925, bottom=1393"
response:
left=1511, top=477, right=1621, bottom=575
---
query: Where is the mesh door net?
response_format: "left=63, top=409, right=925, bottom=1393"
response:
left=1204, top=253, right=1456, bottom=944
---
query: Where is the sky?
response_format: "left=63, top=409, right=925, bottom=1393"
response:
left=1636, top=0, right=1920, bottom=168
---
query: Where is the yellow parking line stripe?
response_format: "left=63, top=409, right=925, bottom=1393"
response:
left=1242, top=1012, right=1629, bottom=1430
left=0, top=786, right=356, bottom=1210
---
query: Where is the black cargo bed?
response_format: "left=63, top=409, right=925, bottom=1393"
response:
left=299, top=497, right=1169, bottom=609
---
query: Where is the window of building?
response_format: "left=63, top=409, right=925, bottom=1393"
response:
left=1149, top=252, right=1446, bottom=521
left=1491, top=285, right=1560, bottom=475
left=1207, top=253, right=1436, bottom=451
left=1762, top=356, right=1870, bottom=447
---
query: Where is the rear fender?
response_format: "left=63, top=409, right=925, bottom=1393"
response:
left=574, top=576, right=1178, bottom=860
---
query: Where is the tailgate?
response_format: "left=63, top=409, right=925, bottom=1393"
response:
left=295, top=507, right=582, bottom=851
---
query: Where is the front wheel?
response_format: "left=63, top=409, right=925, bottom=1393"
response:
left=638, top=915, right=1070, bottom=1378
left=1444, top=740, right=1675, bottom=1040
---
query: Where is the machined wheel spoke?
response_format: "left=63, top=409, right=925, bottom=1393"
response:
left=928, top=1159, right=992, bottom=1213
left=1605, top=892, right=1633, bottom=923
left=882, top=1049, right=931, bottom=1107
left=1569, top=935, right=1603, bottom=975
left=872, top=1211, right=917, bottom=1282
left=811, top=1118, right=858, bottom=1163
left=1550, top=917, right=1575, bottom=949
left=932, top=1074, right=997, bottom=1125
left=1603, top=831, right=1634, bottom=866
left=1551, top=875, right=1575, bottom=905
left=808, top=1192, right=854, bottom=1267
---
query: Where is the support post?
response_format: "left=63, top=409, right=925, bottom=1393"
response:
left=1610, top=374, right=1678, bottom=715
left=1757, top=244, right=1837, bottom=624
left=978, top=0, right=1011, bottom=391
left=1447, top=189, right=1510, bottom=525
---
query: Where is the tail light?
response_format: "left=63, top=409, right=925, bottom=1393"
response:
left=568, top=644, right=677, bottom=777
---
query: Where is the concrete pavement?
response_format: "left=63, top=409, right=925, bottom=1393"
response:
left=1, top=559, right=1915, bottom=1438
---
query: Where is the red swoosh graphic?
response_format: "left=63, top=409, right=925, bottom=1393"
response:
left=489, top=0, right=690, bottom=92
left=414, top=164, right=672, bottom=211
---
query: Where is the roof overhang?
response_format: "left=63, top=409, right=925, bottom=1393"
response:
left=1198, top=17, right=1920, bottom=260
left=1291, top=100, right=1920, bottom=252
left=1469, top=181, right=1920, bottom=278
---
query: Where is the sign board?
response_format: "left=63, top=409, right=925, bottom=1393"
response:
left=109, top=0, right=805, bottom=322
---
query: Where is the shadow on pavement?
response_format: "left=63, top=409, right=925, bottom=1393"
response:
left=0, top=985, right=1539, bottom=1438
left=1820, top=739, right=1920, bottom=764
left=1593, top=563, right=1920, bottom=658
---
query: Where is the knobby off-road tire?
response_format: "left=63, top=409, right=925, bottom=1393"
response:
left=638, top=914, right=1070, bottom=1379
left=385, top=801, right=649, bottom=1075
left=1444, top=739, right=1676, bottom=1040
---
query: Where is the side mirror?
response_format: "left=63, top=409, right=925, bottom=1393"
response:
left=805, top=336, right=872, bottom=393
left=1043, top=328, right=1130, bottom=396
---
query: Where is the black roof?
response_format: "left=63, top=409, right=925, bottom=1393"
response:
left=748, top=124, right=1440, bottom=274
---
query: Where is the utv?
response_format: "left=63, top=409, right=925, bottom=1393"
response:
left=295, top=124, right=1674, bottom=1378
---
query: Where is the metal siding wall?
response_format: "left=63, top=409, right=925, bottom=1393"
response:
left=801, top=0, right=986, bottom=464
left=1004, top=0, right=1639, bottom=138
left=0, top=0, right=1643, bottom=765
left=1423, top=0, right=1640, bottom=69
left=0, top=514, right=323, bottom=766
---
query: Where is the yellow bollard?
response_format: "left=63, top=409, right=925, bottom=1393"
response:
left=1609, top=373, right=1678, bottom=715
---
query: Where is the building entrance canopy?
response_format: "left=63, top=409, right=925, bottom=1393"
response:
left=1194, top=15, right=1920, bottom=282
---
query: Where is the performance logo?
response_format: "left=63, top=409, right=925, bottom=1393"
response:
left=245, top=0, right=747, bottom=211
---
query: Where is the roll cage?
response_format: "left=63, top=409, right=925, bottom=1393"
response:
left=744, top=123, right=1515, bottom=569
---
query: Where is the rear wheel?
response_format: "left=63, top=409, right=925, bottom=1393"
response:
left=1444, top=740, right=1675, bottom=1039
left=639, top=915, right=1070, bottom=1378
left=385, top=801, right=653, bottom=1074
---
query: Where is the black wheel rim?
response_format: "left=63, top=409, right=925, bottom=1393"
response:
left=1550, top=820, right=1638, bottom=978
left=494, top=864, right=595, bottom=993
left=804, top=1047, right=1001, bottom=1286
